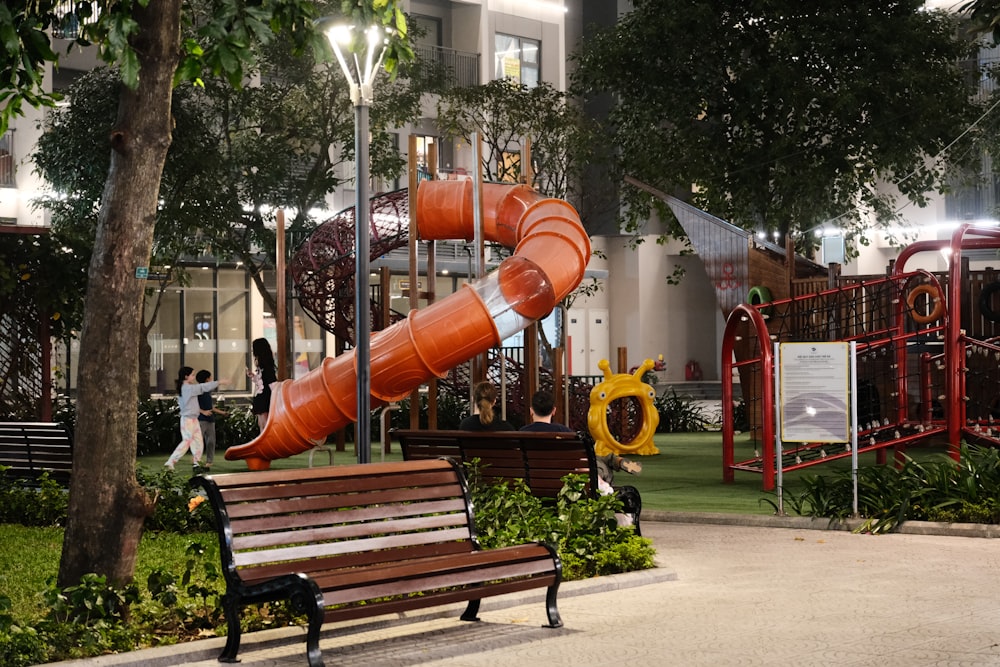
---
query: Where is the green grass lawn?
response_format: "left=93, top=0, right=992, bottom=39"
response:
left=138, top=431, right=952, bottom=515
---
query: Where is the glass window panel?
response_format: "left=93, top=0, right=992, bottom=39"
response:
left=218, top=269, right=245, bottom=290
left=189, top=268, right=215, bottom=288
left=148, top=289, right=182, bottom=393
left=522, top=39, right=539, bottom=64
left=495, top=34, right=520, bottom=81
left=522, top=65, right=539, bottom=88
left=218, top=288, right=249, bottom=390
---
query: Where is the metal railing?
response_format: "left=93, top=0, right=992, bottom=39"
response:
left=415, top=44, right=480, bottom=88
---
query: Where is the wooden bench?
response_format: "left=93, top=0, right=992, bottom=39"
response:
left=393, top=429, right=643, bottom=534
left=0, top=421, right=73, bottom=486
left=192, top=459, right=563, bottom=667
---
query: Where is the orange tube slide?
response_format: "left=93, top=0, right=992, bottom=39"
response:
left=225, top=181, right=591, bottom=469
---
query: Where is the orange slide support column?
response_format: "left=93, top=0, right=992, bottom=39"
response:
left=225, top=180, right=591, bottom=469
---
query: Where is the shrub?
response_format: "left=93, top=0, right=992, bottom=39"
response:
left=0, top=471, right=68, bottom=527
left=136, top=466, right=214, bottom=533
left=654, top=389, right=711, bottom=433
left=769, top=443, right=1000, bottom=533
left=466, top=461, right=656, bottom=579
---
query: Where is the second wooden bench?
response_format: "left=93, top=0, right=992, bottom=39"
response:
left=393, top=429, right=643, bottom=534
left=0, top=421, right=73, bottom=486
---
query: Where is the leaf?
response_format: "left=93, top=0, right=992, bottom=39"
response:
left=120, top=47, right=140, bottom=89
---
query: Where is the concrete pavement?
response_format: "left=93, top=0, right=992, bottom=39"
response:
left=52, top=514, right=1000, bottom=667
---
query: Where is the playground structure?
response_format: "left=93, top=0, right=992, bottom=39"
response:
left=720, top=224, right=1000, bottom=490
left=623, top=178, right=1000, bottom=490
left=587, top=358, right=660, bottom=457
left=225, top=179, right=590, bottom=470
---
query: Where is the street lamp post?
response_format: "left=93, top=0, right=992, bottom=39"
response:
left=323, top=22, right=388, bottom=464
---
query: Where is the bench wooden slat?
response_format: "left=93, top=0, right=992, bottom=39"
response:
left=321, top=553, right=557, bottom=605
left=323, top=575, right=559, bottom=624
left=229, top=497, right=467, bottom=535
left=232, top=512, right=469, bottom=554
left=193, top=458, right=562, bottom=667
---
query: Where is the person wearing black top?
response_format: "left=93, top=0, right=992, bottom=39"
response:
left=248, top=337, right=277, bottom=432
left=459, top=381, right=515, bottom=431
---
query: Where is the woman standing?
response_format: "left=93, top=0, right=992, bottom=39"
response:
left=165, top=366, right=224, bottom=472
left=248, top=337, right=277, bottom=431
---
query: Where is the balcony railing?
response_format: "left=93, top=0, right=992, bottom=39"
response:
left=0, top=133, right=13, bottom=188
left=415, top=44, right=480, bottom=88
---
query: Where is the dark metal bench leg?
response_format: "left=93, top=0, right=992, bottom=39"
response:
left=544, top=582, right=563, bottom=628
left=460, top=598, right=482, bottom=622
left=219, top=594, right=242, bottom=663
left=305, top=610, right=325, bottom=667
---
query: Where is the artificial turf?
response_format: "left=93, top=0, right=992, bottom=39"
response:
left=142, top=430, right=923, bottom=515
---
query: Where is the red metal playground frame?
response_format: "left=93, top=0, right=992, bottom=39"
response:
left=721, top=223, right=1000, bottom=490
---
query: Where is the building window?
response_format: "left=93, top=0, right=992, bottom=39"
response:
left=494, top=34, right=539, bottom=87
left=0, top=132, right=13, bottom=188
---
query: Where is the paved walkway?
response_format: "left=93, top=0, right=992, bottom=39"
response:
left=54, top=517, right=1000, bottom=667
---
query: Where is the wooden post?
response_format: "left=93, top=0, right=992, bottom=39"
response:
left=275, top=209, right=288, bottom=381
left=379, top=267, right=391, bottom=330
left=552, top=345, right=565, bottom=425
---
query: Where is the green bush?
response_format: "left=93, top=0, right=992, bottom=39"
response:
left=136, top=398, right=181, bottom=456
left=654, top=389, right=711, bottom=433
left=770, top=443, right=1000, bottom=533
left=390, top=392, right=467, bottom=430
left=0, top=471, right=68, bottom=527
left=466, top=461, right=656, bottom=579
left=0, top=465, right=214, bottom=533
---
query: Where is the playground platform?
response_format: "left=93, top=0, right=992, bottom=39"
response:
left=52, top=514, right=1000, bottom=667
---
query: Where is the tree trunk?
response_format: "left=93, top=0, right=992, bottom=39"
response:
left=58, top=0, right=182, bottom=588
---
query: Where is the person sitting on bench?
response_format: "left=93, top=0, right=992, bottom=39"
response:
left=520, top=389, right=642, bottom=486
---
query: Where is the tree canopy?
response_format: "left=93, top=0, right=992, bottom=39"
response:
left=572, top=0, right=983, bottom=253
left=436, top=79, right=610, bottom=221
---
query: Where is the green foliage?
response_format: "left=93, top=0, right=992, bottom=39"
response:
left=653, top=389, right=711, bottom=433
left=0, top=539, right=234, bottom=663
left=466, top=462, right=656, bottom=580
left=0, top=471, right=68, bottom=527
left=770, top=443, right=1000, bottom=533
left=390, top=392, right=467, bottom=430
left=571, top=0, right=982, bottom=250
left=136, top=398, right=181, bottom=456
left=0, top=232, right=89, bottom=342
left=435, top=79, right=607, bottom=219
left=137, top=397, right=259, bottom=455
left=136, top=466, right=214, bottom=533
left=37, top=573, right=141, bottom=659
left=0, top=461, right=216, bottom=533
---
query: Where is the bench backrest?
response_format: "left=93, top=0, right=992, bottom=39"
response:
left=394, top=429, right=598, bottom=499
left=0, top=422, right=73, bottom=484
left=193, top=459, right=477, bottom=588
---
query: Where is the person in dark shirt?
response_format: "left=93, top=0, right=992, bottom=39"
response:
left=195, top=369, right=227, bottom=470
left=520, top=389, right=641, bottom=484
left=459, top=381, right=514, bottom=431
left=520, top=389, right=572, bottom=433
